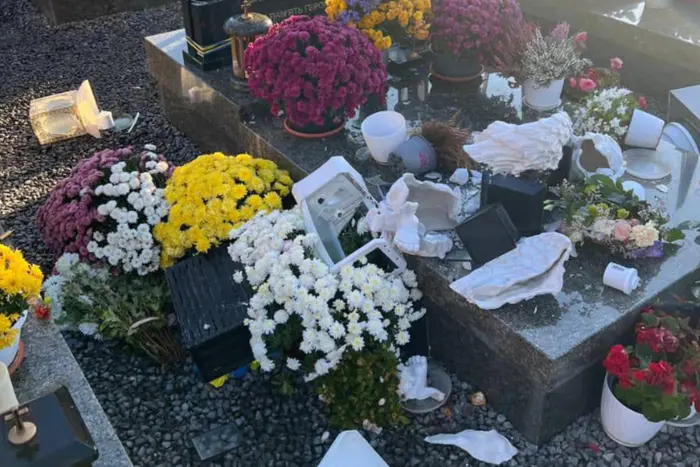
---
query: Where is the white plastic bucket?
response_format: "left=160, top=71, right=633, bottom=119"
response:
left=600, top=373, right=665, bottom=447
left=361, top=111, right=408, bottom=164
left=625, top=109, right=665, bottom=149
left=523, top=78, right=564, bottom=111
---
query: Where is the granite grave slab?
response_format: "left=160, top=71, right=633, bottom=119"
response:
left=145, top=29, right=700, bottom=443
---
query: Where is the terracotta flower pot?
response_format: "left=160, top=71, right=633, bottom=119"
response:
left=430, top=45, right=482, bottom=80
left=284, top=116, right=346, bottom=139
left=600, top=373, right=665, bottom=447
left=0, top=310, right=28, bottom=368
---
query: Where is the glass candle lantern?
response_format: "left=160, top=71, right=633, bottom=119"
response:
left=224, top=3, right=272, bottom=90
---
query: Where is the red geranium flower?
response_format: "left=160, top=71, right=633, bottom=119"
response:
left=603, top=344, right=630, bottom=379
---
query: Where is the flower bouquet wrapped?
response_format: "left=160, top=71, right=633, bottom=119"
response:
left=573, top=87, right=647, bottom=140
left=37, top=147, right=174, bottom=276
left=546, top=175, right=684, bottom=259
left=228, top=208, right=425, bottom=427
left=325, top=0, right=431, bottom=51
left=0, top=245, right=42, bottom=353
left=245, top=15, right=387, bottom=135
left=153, top=153, right=292, bottom=267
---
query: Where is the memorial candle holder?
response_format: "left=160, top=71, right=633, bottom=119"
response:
left=182, top=0, right=240, bottom=71
left=224, top=0, right=272, bottom=91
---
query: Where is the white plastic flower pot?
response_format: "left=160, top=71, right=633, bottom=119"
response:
left=523, top=78, right=564, bottom=112
left=625, top=109, right=665, bottom=149
left=361, top=111, right=408, bottom=165
left=600, top=373, right=665, bottom=447
left=0, top=310, right=28, bottom=368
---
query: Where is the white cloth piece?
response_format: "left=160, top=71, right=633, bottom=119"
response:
left=424, top=429, right=518, bottom=465
left=450, top=232, right=572, bottom=310
left=398, top=356, right=445, bottom=401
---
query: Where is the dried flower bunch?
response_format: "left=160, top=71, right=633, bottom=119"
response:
left=245, top=16, right=387, bottom=128
left=420, top=121, right=473, bottom=172
left=228, top=208, right=425, bottom=427
left=574, top=87, right=646, bottom=140
left=326, top=0, right=431, bottom=51
left=546, top=175, right=684, bottom=259
left=37, top=147, right=174, bottom=275
left=520, top=23, right=591, bottom=86
left=603, top=307, right=700, bottom=422
left=431, top=0, right=515, bottom=60
left=153, top=153, right=292, bottom=268
left=0, top=244, right=43, bottom=349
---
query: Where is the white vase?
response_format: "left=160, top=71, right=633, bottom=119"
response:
left=361, top=111, right=408, bottom=165
left=600, top=373, right=665, bottom=447
left=625, top=109, right=665, bottom=149
left=0, top=310, right=28, bottom=368
left=523, top=78, right=565, bottom=111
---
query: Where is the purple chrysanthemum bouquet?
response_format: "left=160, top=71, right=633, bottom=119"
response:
left=37, top=147, right=174, bottom=275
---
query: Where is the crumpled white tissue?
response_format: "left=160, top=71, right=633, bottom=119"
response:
left=424, top=429, right=518, bottom=465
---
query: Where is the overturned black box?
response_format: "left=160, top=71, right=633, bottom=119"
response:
left=166, top=244, right=253, bottom=382
left=182, top=0, right=240, bottom=70
left=483, top=174, right=547, bottom=237
left=456, top=203, right=520, bottom=266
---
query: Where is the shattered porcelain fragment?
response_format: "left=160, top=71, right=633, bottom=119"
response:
left=393, top=202, right=422, bottom=255
left=425, top=429, right=518, bottom=465
left=463, top=112, right=573, bottom=176
left=424, top=172, right=442, bottom=181
left=450, top=232, right=572, bottom=310
left=144, top=143, right=157, bottom=151
left=402, top=174, right=460, bottom=230
left=449, top=168, right=470, bottom=185
left=398, top=356, right=445, bottom=402
left=470, top=170, right=482, bottom=184
left=462, top=261, right=472, bottom=271
left=656, top=184, right=669, bottom=193
left=470, top=392, right=486, bottom=406
left=413, top=232, right=453, bottom=259
left=571, top=133, right=625, bottom=180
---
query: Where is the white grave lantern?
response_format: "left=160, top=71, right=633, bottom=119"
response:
left=292, top=157, right=406, bottom=273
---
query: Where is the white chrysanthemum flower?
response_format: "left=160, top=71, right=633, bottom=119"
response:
left=286, top=358, right=301, bottom=371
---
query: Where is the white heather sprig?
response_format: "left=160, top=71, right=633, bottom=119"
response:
left=573, top=87, right=636, bottom=138
left=228, top=208, right=426, bottom=382
left=521, top=27, right=591, bottom=86
left=90, top=153, right=170, bottom=275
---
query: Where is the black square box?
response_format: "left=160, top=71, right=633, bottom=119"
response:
left=483, top=174, right=548, bottom=237
left=456, top=203, right=520, bottom=266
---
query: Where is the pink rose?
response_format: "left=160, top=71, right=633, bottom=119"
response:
left=609, top=57, right=624, bottom=71
left=569, top=77, right=578, bottom=89
left=574, top=31, right=587, bottom=43
left=578, top=78, right=597, bottom=92
left=614, top=221, right=632, bottom=241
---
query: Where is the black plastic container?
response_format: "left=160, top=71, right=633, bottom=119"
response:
left=456, top=203, right=520, bottom=266
left=166, top=244, right=253, bottom=381
left=182, top=0, right=240, bottom=71
left=483, top=174, right=548, bottom=237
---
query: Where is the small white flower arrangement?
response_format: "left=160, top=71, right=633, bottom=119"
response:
left=227, top=208, right=426, bottom=382
left=573, top=87, right=638, bottom=139
left=89, top=151, right=172, bottom=275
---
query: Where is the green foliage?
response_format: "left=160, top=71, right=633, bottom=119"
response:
left=614, top=381, right=690, bottom=423
left=316, top=345, right=408, bottom=429
left=60, top=268, right=182, bottom=364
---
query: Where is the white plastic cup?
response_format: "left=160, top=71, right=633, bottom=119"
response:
left=603, top=262, right=640, bottom=295
left=361, top=111, right=408, bottom=165
left=625, top=109, right=665, bottom=149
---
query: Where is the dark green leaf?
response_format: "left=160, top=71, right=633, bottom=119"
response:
left=666, top=228, right=685, bottom=243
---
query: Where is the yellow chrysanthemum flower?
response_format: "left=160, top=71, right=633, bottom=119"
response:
left=154, top=153, right=293, bottom=267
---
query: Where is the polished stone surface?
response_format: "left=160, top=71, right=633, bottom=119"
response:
left=30, top=0, right=174, bottom=24
left=11, top=316, right=133, bottom=467
left=146, top=29, right=700, bottom=443
left=520, top=0, right=700, bottom=99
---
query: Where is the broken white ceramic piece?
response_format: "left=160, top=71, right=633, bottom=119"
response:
left=425, top=429, right=518, bottom=465
left=398, top=356, right=445, bottom=402
left=402, top=173, right=460, bottom=231
left=450, top=232, right=572, bottom=310
left=571, top=133, right=625, bottom=180
left=424, top=172, right=442, bottom=181
left=463, top=112, right=573, bottom=176
left=413, top=232, right=453, bottom=259
left=449, top=168, right=470, bottom=185
left=319, top=430, right=389, bottom=467
left=393, top=202, right=422, bottom=255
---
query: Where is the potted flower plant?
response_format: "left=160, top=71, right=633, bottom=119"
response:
left=546, top=175, right=684, bottom=259
left=0, top=245, right=43, bottom=368
left=430, top=0, right=509, bottom=80
left=245, top=15, right=387, bottom=138
left=566, top=56, right=624, bottom=101
left=601, top=307, right=700, bottom=446
left=325, top=0, right=431, bottom=53
left=516, top=22, right=591, bottom=110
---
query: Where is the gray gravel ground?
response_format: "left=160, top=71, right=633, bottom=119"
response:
left=2, top=0, right=700, bottom=466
